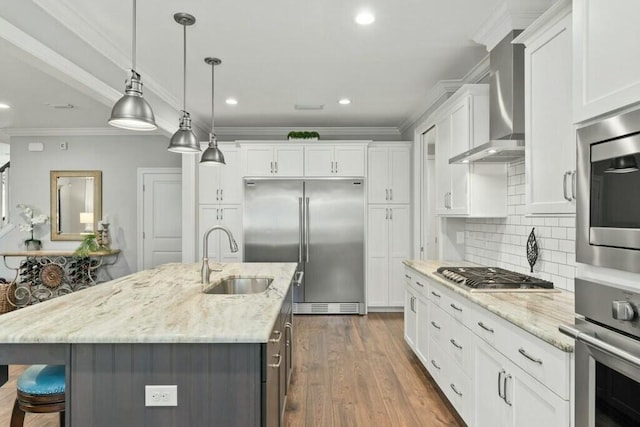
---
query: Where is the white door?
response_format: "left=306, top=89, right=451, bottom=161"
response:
left=367, top=147, right=390, bottom=203
left=435, top=116, right=451, bottom=214
left=244, top=146, right=274, bottom=176
left=334, top=146, right=365, bottom=176
left=449, top=99, right=470, bottom=214
left=217, top=146, right=243, bottom=204
left=416, top=296, right=429, bottom=363
left=274, top=145, right=304, bottom=176
left=304, top=146, right=333, bottom=177
left=388, top=147, right=411, bottom=204
left=140, top=169, right=182, bottom=270
left=198, top=205, right=221, bottom=260
left=366, top=206, right=389, bottom=307
left=219, top=205, right=243, bottom=262
left=475, top=339, right=509, bottom=427
left=388, top=205, right=410, bottom=306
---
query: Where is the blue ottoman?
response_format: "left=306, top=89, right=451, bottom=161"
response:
left=11, top=365, right=66, bottom=427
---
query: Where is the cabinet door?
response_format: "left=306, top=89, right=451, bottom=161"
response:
left=274, top=146, right=304, bottom=176
left=198, top=205, right=221, bottom=260
left=218, top=146, right=243, bottom=204
left=526, top=14, right=575, bottom=214
left=435, top=116, right=452, bottom=214
left=449, top=99, right=470, bottom=214
left=367, top=147, right=390, bottom=204
left=475, top=339, right=509, bottom=427
left=366, top=206, right=389, bottom=307
left=388, top=206, right=411, bottom=306
left=415, top=296, right=429, bottom=364
left=304, top=146, right=333, bottom=177
left=219, top=205, right=243, bottom=262
left=388, top=147, right=411, bottom=204
left=574, top=0, right=640, bottom=123
left=198, top=164, right=221, bottom=204
left=244, top=146, right=274, bottom=176
left=404, top=288, right=417, bottom=350
left=334, top=146, right=365, bottom=177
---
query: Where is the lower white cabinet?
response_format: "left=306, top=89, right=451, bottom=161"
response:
left=367, top=205, right=410, bottom=308
left=403, top=265, right=572, bottom=426
left=198, top=205, right=243, bottom=261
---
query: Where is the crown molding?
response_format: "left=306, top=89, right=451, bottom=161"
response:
left=473, top=0, right=554, bottom=51
left=2, top=127, right=168, bottom=137
left=512, top=0, right=572, bottom=47
left=461, top=54, right=490, bottom=84
left=215, top=126, right=401, bottom=139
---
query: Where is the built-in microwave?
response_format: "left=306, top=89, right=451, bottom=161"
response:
left=577, top=107, right=640, bottom=274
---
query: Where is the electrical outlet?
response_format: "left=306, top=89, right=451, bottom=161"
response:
left=59, top=141, right=68, bottom=150
left=456, top=231, right=465, bottom=245
left=145, top=385, right=178, bottom=407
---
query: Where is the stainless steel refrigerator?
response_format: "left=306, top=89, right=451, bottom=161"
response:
left=243, top=179, right=365, bottom=314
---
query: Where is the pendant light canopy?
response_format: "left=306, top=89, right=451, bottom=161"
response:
left=109, top=0, right=157, bottom=131
left=200, top=57, right=226, bottom=165
left=168, top=13, right=200, bottom=153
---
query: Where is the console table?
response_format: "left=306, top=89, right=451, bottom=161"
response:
left=1, top=250, right=120, bottom=308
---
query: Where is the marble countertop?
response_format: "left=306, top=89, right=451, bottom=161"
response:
left=404, top=260, right=576, bottom=352
left=0, top=262, right=297, bottom=344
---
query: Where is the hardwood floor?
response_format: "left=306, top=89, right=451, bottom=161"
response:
left=0, top=313, right=462, bottom=427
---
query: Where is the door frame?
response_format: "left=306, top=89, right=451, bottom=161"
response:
left=137, top=167, right=182, bottom=272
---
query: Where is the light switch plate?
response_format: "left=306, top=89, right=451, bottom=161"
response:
left=145, top=385, right=178, bottom=407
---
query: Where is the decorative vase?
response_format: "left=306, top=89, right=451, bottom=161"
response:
left=25, top=239, right=42, bottom=251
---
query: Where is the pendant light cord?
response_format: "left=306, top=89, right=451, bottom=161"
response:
left=132, top=0, right=136, bottom=71
left=183, top=23, right=187, bottom=111
left=210, top=63, right=215, bottom=133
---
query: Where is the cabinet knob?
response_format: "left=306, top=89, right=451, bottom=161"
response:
left=612, top=300, right=636, bottom=321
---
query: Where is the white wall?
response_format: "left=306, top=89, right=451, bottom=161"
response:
left=0, top=134, right=180, bottom=280
left=464, top=161, right=577, bottom=292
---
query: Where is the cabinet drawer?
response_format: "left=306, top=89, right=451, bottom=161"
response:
left=428, top=302, right=449, bottom=349
left=430, top=281, right=471, bottom=327
left=404, top=268, right=429, bottom=299
left=443, top=317, right=474, bottom=376
left=441, top=361, right=473, bottom=423
left=471, top=304, right=507, bottom=350
left=427, top=340, right=446, bottom=388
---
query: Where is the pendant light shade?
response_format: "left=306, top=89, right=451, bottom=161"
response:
left=109, top=0, right=157, bottom=131
left=168, top=13, right=200, bottom=153
left=200, top=57, right=226, bottom=165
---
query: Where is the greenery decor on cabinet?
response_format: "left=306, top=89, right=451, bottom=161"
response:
left=74, top=234, right=100, bottom=256
left=287, top=131, right=320, bottom=140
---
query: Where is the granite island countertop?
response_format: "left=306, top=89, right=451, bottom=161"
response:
left=0, top=262, right=297, bottom=344
left=404, top=259, right=576, bottom=352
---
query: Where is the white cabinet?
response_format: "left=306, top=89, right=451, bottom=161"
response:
left=242, top=144, right=304, bottom=177
left=366, top=205, right=410, bottom=308
left=574, top=0, right=640, bottom=123
left=368, top=143, right=411, bottom=204
left=433, top=85, right=507, bottom=217
left=519, top=4, right=575, bottom=215
left=198, top=205, right=243, bottom=262
left=198, top=144, right=242, bottom=205
left=404, top=287, right=418, bottom=351
left=304, top=144, right=366, bottom=177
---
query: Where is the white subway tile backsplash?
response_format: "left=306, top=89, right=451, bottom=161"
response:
left=464, top=161, right=577, bottom=292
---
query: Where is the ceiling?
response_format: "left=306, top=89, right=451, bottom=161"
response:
left=1, top=0, right=506, bottom=132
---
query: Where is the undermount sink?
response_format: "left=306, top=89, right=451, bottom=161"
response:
left=204, top=277, right=274, bottom=295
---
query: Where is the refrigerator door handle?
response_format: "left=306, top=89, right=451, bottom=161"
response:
left=305, top=197, right=310, bottom=263
left=298, top=197, right=303, bottom=263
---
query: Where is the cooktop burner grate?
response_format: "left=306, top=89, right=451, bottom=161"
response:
left=435, top=267, right=554, bottom=290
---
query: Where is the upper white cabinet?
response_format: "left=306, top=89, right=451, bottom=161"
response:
left=242, top=144, right=304, bottom=177
left=368, top=143, right=411, bottom=204
left=518, top=3, right=575, bottom=215
left=433, top=85, right=507, bottom=217
left=198, top=143, right=243, bottom=205
left=198, top=205, right=243, bottom=262
left=304, top=143, right=366, bottom=177
left=574, top=0, right=640, bottom=123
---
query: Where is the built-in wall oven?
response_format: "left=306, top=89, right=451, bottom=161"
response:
left=560, top=278, right=640, bottom=426
left=577, top=107, right=640, bottom=273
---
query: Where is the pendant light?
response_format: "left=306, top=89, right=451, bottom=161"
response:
left=108, top=0, right=157, bottom=131
left=200, top=57, right=226, bottom=165
left=168, top=13, right=200, bottom=153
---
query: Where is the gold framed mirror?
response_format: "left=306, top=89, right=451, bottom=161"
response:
left=50, top=170, right=102, bottom=241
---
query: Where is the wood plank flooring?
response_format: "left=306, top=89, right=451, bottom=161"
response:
left=0, top=313, right=462, bottom=426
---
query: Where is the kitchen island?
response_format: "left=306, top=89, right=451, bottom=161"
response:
left=0, top=262, right=297, bottom=427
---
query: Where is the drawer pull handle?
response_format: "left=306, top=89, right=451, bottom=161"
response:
left=498, top=369, right=505, bottom=399
left=450, top=383, right=463, bottom=397
left=268, top=353, right=282, bottom=368
left=477, top=321, right=494, bottom=333
left=269, top=330, right=283, bottom=343
left=431, top=321, right=441, bottom=330
left=450, top=338, right=463, bottom=350
left=450, top=303, right=463, bottom=312
left=405, top=274, right=412, bottom=280
left=503, top=374, right=512, bottom=406
left=518, top=348, right=543, bottom=364
left=416, top=281, right=424, bottom=287
left=431, top=291, right=441, bottom=298
left=430, top=359, right=441, bottom=370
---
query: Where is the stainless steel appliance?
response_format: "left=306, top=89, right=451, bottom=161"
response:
left=243, top=178, right=365, bottom=314
left=435, top=267, right=555, bottom=292
left=560, top=278, right=640, bottom=426
left=577, top=107, right=640, bottom=274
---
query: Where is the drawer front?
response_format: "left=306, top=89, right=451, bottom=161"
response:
left=404, top=267, right=429, bottom=299
left=427, top=340, right=446, bottom=388
left=471, top=304, right=506, bottom=349
left=429, top=281, right=471, bottom=327
left=443, top=317, right=474, bottom=376
left=428, top=302, right=449, bottom=349
left=442, top=361, right=473, bottom=423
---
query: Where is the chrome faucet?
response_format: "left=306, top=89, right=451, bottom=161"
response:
left=201, top=225, right=239, bottom=284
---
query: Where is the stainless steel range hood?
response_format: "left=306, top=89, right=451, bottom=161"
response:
left=450, top=30, right=525, bottom=164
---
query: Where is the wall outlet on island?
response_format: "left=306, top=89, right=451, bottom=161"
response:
left=145, top=385, right=178, bottom=407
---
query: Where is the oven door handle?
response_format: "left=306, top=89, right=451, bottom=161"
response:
left=559, top=324, right=640, bottom=369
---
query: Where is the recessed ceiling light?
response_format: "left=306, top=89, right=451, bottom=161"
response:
left=355, top=11, right=375, bottom=25
left=488, top=149, right=498, bottom=154
left=225, top=98, right=238, bottom=105
left=338, top=98, right=351, bottom=105
left=462, top=160, right=469, bottom=163
left=0, top=103, right=11, bottom=109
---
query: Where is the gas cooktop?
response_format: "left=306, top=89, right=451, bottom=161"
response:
left=435, top=267, right=556, bottom=292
